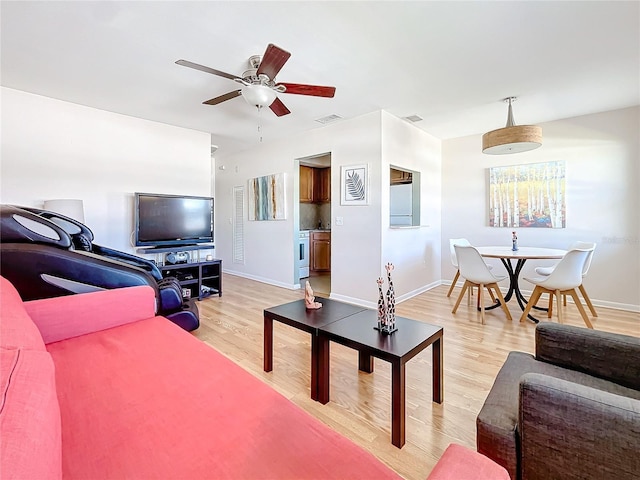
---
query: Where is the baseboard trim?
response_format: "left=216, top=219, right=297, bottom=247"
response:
left=440, top=280, right=640, bottom=313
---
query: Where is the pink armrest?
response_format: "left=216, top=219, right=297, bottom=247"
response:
left=427, top=444, right=510, bottom=480
left=24, top=286, right=157, bottom=344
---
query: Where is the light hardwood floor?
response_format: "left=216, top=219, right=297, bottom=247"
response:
left=193, top=274, right=639, bottom=480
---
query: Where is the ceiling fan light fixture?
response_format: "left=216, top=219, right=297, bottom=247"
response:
left=241, top=84, right=277, bottom=108
left=482, top=97, right=542, bottom=154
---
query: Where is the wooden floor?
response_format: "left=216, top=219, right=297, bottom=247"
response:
left=193, top=274, right=639, bottom=480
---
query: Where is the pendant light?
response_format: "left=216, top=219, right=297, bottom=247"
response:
left=482, top=97, right=542, bottom=154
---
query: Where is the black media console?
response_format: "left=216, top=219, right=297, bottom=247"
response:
left=135, top=245, right=221, bottom=300
left=158, top=259, right=222, bottom=300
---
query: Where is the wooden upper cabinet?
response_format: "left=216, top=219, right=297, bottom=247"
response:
left=390, top=168, right=413, bottom=185
left=300, top=166, right=331, bottom=203
left=300, top=166, right=314, bottom=203
left=314, top=168, right=331, bottom=203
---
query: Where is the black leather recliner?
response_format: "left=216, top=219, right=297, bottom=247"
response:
left=0, top=205, right=199, bottom=331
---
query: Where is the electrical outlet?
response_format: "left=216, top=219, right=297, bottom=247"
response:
left=336, top=216, right=344, bottom=226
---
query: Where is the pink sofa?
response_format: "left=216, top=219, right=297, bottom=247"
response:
left=0, top=275, right=400, bottom=479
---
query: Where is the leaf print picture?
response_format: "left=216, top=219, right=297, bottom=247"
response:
left=341, top=164, right=368, bottom=205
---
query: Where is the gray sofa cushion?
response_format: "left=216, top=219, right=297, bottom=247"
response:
left=519, top=373, right=640, bottom=480
left=536, top=322, right=640, bottom=390
left=477, top=351, right=640, bottom=479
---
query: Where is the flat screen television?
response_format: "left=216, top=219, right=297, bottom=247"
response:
left=134, top=192, right=214, bottom=248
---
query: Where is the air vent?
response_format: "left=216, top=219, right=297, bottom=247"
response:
left=403, top=115, right=423, bottom=123
left=315, top=114, right=342, bottom=124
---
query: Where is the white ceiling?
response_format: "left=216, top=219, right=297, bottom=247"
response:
left=2, top=1, right=638, bottom=156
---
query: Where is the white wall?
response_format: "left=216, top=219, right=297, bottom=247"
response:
left=442, top=106, right=640, bottom=311
left=381, top=112, right=442, bottom=300
left=1, top=87, right=212, bottom=253
left=215, top=111, right=385, bottom=304
left=214, top=111, right=443, bottom=306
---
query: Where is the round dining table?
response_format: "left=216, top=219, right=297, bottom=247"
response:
left=476, top=246, right=567, bottom=322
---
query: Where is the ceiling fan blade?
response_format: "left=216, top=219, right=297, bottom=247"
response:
left=278, top=83, right=336, bottom=98
left=269, top=97, right=291, bottom=117
left=256, top=44, right=291, bottom=80
left=176, top=59, right=239, bottom=81
left=203, top=90, right=242, bottom=105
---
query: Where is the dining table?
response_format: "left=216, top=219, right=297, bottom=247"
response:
left=476, top=246, right=567, bottom=322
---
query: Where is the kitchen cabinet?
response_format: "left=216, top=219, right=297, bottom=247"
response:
left=310, top=231, right=331, bottom=272
left=314, top=167, right=331, bottom=203
left=300, top=166, right=314, bottom=203
left=390, top=168, right=413, bottom=185
left=300, top=166, right=331, bottom=203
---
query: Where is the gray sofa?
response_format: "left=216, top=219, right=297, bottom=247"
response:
left=477, top=322, right=640, bottom=480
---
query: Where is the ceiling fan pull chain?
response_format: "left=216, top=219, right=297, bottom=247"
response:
left=257, top=105, right=263, bottom=143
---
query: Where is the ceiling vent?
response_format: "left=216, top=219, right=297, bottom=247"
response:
left=403, top=115, right=423, bottom=123
left=315, top=114, right=342, bottom=124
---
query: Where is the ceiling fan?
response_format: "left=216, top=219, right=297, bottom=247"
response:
left=176, top=44, right=336, bottom=117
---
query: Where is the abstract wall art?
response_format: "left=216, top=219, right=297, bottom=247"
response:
left=489, top=161, right=565, bottom=228
left=248, top=172, right=286, bottom=221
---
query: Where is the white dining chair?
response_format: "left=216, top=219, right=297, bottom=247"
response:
left=534, top=241, right=597, bottom=317
left=447, top=238, right=493, bottom=298
left=451, top=245, right=512, bottom=324
left=520, top=248, right=593, bottom=328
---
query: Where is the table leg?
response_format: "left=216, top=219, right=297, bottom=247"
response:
left=483, top=259, right=542, bottom=323
left=484, top=258, right=516, bottom=311
left=263, top=315, right=273, bottom=372
left=500, top=258, right=517, bottom=301
left=358, top=351, right=374, bottom=373
left=391, top=360, right=406, bottom=448
left=432, top=337, right=443, bottom=403
left=316, top=335, right=330, bottom=404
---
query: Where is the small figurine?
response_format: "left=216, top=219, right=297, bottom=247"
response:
left=385, top=263, right=396, bottom=330
left=512, top=231, right=519, bottom=251
left=377, top=277, right=386, bottom=329
left=304, top=281, right=322, bottom=309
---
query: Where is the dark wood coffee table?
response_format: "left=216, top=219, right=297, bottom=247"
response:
left=263, top=298, right=366, bottom=400
left=317, top=310, right=443, bottom=448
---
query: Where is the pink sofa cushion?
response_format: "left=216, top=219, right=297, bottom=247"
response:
left=24, top=285, right=156, bottom=344
left=0, top=347, right=62, bottom=480
left=48, top=316, right=400, bottom=479
left=0, top=276, right=46, bottom=351
left=427, top=443, right=510, bottom=480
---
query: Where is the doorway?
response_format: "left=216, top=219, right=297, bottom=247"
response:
left=297, top=153, right=331, bottom=296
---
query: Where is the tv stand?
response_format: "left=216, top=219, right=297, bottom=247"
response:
left=157, top=259, right=222, bottom=300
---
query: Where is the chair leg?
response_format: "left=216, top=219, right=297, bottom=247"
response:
left=488, top=288, right=496, bottom=303
left=555, top=290, right=563, bottom=323
left=567, top=289, right=594, bottom=329
left=579, top=284, right=598, bottom=317
left=446, top=270, right=460, bottom=297
left=547, top=292, right=553, bottom=318
left=452, top=281, right=470, bottom=314
left=478, top=283, right=485, bottom=325
left=520, top=287, right=543, bottom=323
left=491, top=284, right=512, bottom=321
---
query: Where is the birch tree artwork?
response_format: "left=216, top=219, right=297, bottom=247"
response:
left=489, top=161, right=565, bottom=228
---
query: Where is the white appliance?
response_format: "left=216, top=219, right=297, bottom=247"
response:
left=299, top=231, right=310, bottom=278
left=390, top=183, right=413, bottom=226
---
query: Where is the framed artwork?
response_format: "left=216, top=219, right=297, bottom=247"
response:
left=488, top=161, right=565, bottom=228
left=340, top=164, right=368, bottom=205
left=248, top=172, right=286, bottom=221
